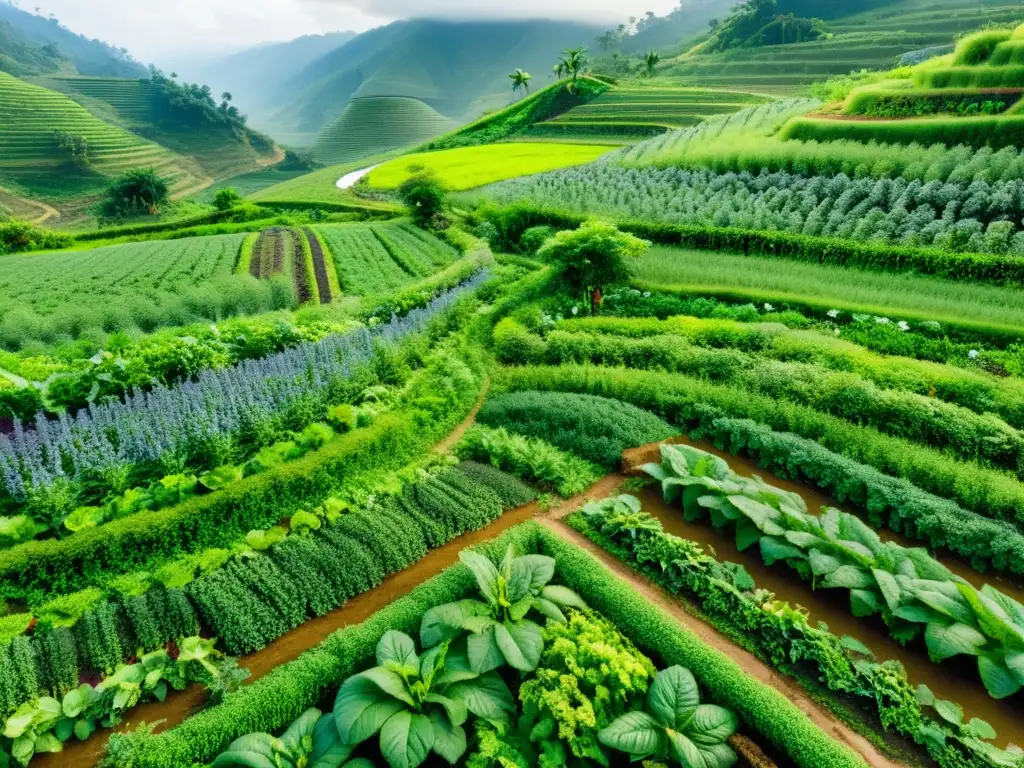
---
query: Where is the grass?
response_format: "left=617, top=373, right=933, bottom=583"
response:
left=192, top=168, right=310, bottom=203
left=249, top=153, right=404, bottom=209
left=365, top=143, right=615, bottom=191
left=312, top=97, right=457, bottom=166
left=634, top=245, right=1024, bottom=333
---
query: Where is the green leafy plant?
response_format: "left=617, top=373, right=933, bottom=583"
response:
left=212, top=707, right=362, bottom=768
left=333, top=630, right=515, bottom=768
left=420, top=545, right=586, bottom=672
left=598, top=666, right=738, bottom=767
left=199, top=466, right=244, bottom=493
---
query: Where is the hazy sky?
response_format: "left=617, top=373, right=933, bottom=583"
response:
left=26, top=0, right=679, bottom=60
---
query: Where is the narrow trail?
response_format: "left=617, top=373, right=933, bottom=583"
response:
left=0, top=186, right=59, bottom=225
left=537, top=516, right=903, bottom=768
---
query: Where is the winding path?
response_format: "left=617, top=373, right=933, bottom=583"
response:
left=336, top=165, right=379, bottom=190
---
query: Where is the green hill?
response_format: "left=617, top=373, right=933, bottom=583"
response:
left=38, top=75, right=279, bottom=179
left=0, top=1, right=146, bottom=78
left=311, top=96, right=457, bottom=165
left=662, top=0, right=1024, bottom=94
left=0, top=19, right=65, bottom=76
left=0, top=72, right=206, bottom=203
left=262, top=19, right=603, bottom=137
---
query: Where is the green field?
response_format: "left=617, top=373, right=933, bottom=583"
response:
left=314, top=219, right=459, bottom=294
left=311, top=96, right=458, bottom=166
left=365, top=142, right=615, bottom=191
left=0, top=72, right=205, bottom=201
left=534, top=86, right=771, bottom=139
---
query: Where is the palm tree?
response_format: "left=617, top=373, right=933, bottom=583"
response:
left=559, top=47, right=589, bottom=82
left=509, top=68, right=533, bottom=98
left=644, top=50, right=661, bottom=77
left=553, top=61, right=567, bottom=79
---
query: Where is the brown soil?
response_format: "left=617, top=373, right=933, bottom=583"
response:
left=537, top=517, right=904, bottom=768
left=291, top=227, right=313, bottom=303
left=303, top=227, right=333, bottom=304
left=730, top=733, right=778, bottom=768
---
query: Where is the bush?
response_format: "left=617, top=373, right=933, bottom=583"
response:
left=0, top=220, right=73, bottom=254
left=477, top=390, right=677, bottom=469
left=780, top=113, right=1024, bottom=151
left=214, top=188, right=243, bottom=211
left=102, top=168, right=171, bottom=218
left=398, top=168, right=446, bottom=228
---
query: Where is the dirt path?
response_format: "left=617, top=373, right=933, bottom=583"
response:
left=0, top=186, right=59, bottom=225
left=537, top=517, right=903, bottom=768
left=434, top=378, right=490, bottom=454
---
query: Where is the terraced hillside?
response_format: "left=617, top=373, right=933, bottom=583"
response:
left=38, top=76, right=279, bottom=180
left=663, top=0, right=1024, bottom=94
left=533, top=86, right=770, bottom=139
left=0, top=72, right=206, bottom=202
left=311, top=96, right=457, bottom=165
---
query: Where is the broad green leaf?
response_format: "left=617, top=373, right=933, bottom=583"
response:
left=808, top=549, right=843, bottom=576
left=540, top=585, right=587, bottom=611
left=467, top=627, right=504, bottom=674
left=1006, top=648, right=1024, bottom=684
left=281, top=707, right=321, bottom=755
left=309, top=713, right=354, bottom=768
left=957, top=584, right=1014, bottom=642
left=733, top=520, right=762, bottom=552
left=925, top=623, right=987, bottom=662
left=428, top=710, right=467, bottom=765
left=686, top=704, right=738, bottom=746
left=420, top=600, right=488, bottom=648
left=211, top=734, right=279, bottom=768
left=759, top=537, right=805, bottom=566
left=978, top=654, right=1023, bottom=699
left=424, top=693, right=467, bottom=728
left=459, top=551, right=501, bottom=607
left=646, top=666, right=699, bottom=730
left=783, top=531, right=821, bottom=550
left=840, top=635, right=874, bottom=657
left=598, top=711, right=664, bottom=758
left=822, top=565, right=874, bottom=590
left=837, top=514, right=883, bottom=554
left=54, top=717, right=73, bottom=743
left=510, top=555, right=555, bottom=595
left=914, top=589, right=977, bottom=627
left=966, top=717, right=997, bottom=740
left=872, top=569, right=903, bottom=613
left=495, top=622, right=543, bottom=671
left=377, top=632, right=419, bottom=672
left=333, top=675, right=406, bottom=745
left=360, top=667, right=415, bottom=707
left=444, top=672, right=514, bottom=722
left=850, top=589, right=882, bottom=618
left=380, top=711, right=434, bottom=768
left=668, top=730, right=707, bottom=767
left=72, top=718, right=95, bottom=743
left=893, top=604, right=943, bottom=624
left=932, top=699, right=963, bottom=726
left=433, top=640, right=478, bottom=686
left=532, top=597, right=567, bottom=624
left=33, top=732, right=62, bottom=754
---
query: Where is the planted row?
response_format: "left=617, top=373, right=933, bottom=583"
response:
left=494, top=319, right=1024, bottom=473
left=643, top=443, right=1024, bottom=699
left=572, top=494, right=1021, bottom=768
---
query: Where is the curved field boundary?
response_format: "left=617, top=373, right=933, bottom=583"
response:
left=303, top=227, right=334, bottom=303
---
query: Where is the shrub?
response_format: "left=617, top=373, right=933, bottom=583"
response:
left=398, top=168, right=446, bottom=228
left=102, top=168, right=171, bottom=218
left=0, top=220, right=73, bottom=254
left=213, top=188, right=243, bottom=211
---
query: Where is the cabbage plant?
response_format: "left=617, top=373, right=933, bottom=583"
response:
left=598, top=666, right=738, bottom=767
left=333, top=630, right=515, bottom=768
left=420, top=545, right=586, bottom=672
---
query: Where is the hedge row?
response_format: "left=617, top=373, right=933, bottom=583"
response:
left=561, top=314, right=1024, bottom=430
left=477, top=203, right=1024, bottom=292
left=779, top=113, right=1024, bottom=151
left=105, top=523, right=866, bottom=768
left=494, top=321, right=1024, bottom=473
left=476, top=390, right=677, bottom=469
left=491, top=366, right=1024, bottom=536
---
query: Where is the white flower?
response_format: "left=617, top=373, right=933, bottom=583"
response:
left=897, top=321, right=909, bottom=332
left=969, top=350, right=980, bottom=359
left=853, top=313, right=869, bottom=323
left=764, top=303, right=774, bottom=312
left=827, top=309, right=839, bottom=318
left=875, top=316, right=890, bottom=325
left=572, top=306, right=579, bottom=316
left=643, top=291, right=651, bottom=298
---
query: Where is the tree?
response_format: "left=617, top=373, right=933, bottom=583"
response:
left=509, top=68, right=532, bottom=97
left=644, top=50, right=661, bottom=77
left=537, top=221, right=650, bottom=312
left=102, top=168, right=170, bottom=218
left=398, top=167, right=446, bottom=229
left=558, top=47, right=590, bottom=83
left=213, top=187, right=242, bottom=211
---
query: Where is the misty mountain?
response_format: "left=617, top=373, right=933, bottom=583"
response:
left=0, top=1, right=147, bottom=77
left=255, top=18, right=603, bottom=137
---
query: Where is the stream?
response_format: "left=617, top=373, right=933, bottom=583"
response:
left=627, top=439, right=1024, bottom=747
left=335, top=165, right=378, bottom=190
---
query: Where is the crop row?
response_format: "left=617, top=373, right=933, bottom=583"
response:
left=572, top=493, right=1018, bottom=768
left=494, top=319, right=1024, bottom=475
left=105, top=523, right=865, bottom=768
left=0, top=272, right=488, bottom=528
left=489, top=369, right=1024, bottom=572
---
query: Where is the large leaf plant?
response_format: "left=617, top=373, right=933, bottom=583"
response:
left=213, top=707, right=369, bottom=768
left=333, top=630, right=516, bottom=768
left=643, top=444, right=1024, bottom=700
left=420, top=545, right=586, bottom=673
left=598, top=666, right=738, bottom=767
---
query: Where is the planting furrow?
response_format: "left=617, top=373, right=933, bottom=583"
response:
left=290, top=226, right=313, bottom=303
left=303, top=227, right=333, bottom=303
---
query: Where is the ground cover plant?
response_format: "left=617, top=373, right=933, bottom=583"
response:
left=364, top=143, right=615, bottom=192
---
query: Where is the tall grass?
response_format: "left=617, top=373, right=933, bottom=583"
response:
left=634, top=246, right=1024, bottom=331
